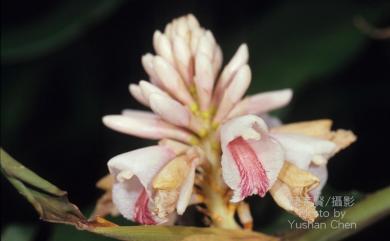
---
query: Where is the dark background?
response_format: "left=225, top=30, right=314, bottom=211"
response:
left=1, top=0, right=389, bottom=240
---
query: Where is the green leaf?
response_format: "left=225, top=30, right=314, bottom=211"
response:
left=287, top=186, right=390, bottom=241
left=1, top=0, right=126, bottom=63
left=0, top=148, right=88, bottom=227
left=50, top=224, right=115, bottom=241
left=92, top=226, right=279, bottom=241
left=1, top=224, right=36, bottom=241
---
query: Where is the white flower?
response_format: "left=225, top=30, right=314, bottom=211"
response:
left=108, top=140, right=201, bottom=224
left=100, top=14, right=355, bottom=226
left=220, top=115, right=356, bottom=222
left=269, top=119, right=356, bottom=222
left=103, top=14, right=292, bottom=143
left=220, top=115, right=285, bottom=202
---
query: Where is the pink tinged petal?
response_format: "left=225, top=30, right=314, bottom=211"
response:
left=141, top=54, right=163, bottom=88
left=186, top=14, right=200, bottom=31
left=174, top=17, right=190, bottom=41
left=153, top=31, right=175, bottom=65
left=149, top=93, right=190, bottom=127
left=220, top=114, right=269, bottom=148
left=109, top=145, right=176, bottom=224
left=149, top=94, right=204, bottom=134
left=176, top=163, right=196, bottom=215
left=139, top=80, right=169, bottom=104
left=194, top=52, right=214, bottom=111
left=309, top=164, right=328, bottom=202
left=113, top=179, right=157, bottom=224
left=197, top=31, right=216, bottom=60
left=212, top=45, right=223, bottom=77
left=102, top=113, right=197, bottom=143
left=158, top=139, right=190, bottom=155
left=227, top=89, right=293, bottom=119
left=112, top=179, right=145, bottom=221
left=164, top=23, right=173, bottom=39
left=153, top=56, right=194, bottom=105
left=172, top=35, right=193, bottom=86
left=190, top=28, right=204, bottom=55
left=247, top=89, right=292, bottom=113
left=270, top=133, right=337, bottom=169
left=258, top=114, right=282, bottom=128
left=214, top=43, right=249, bottom=102
left=128, top=84, right=149, bottom=107
left=121, top=109, right=157, bottom=119
left=213, top=65, right=251, bottom=123
left=108, top=145, right=175, bottom=189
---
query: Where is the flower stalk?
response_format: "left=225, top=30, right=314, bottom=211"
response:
left=201, top=132, right=240, bottom=229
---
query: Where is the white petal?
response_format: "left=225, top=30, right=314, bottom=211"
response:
left=153, top=56, right=194, bottom=105
left=221, top=148, right=242, bottom=202
left=176, top=163, right=196, bottom=215
left=108, top=146, right=175, bottom=191
left=112, top=179, right=143, bottom=221
left=149, top=93, right=190, bottom=127
left=194, top=52, right=214, bottom=110
left=271, top=133, right=337, bottom=169
left=214, top=44, right=249, bottom=100
left=214, top=65, right=251, bottom=123
left=109, top=145, right=176, bottom=224
left=197, top=31, right=215, bottom=60
left=247, top=89, right=292, bottom=114
left=190, top=28, right=204, bottom=55
left=153, top=31, right=175, bottom=65
left=258, top=114, right=282, bottom=128
left=309, top=164, right=328, bottom=202
left=227, top=89, right=293, bottom=119
left=175, top=17, right=189, bottom=41
left=212, top=45, right=223, bottom=77
left=141, top=53, right=162, bottom=87
left=128, top=84, right=149, bottom=107
left=172, top=35, right=192, bottom=85
left=139, top=80, right=169, bottom=104
left=186, top=14, right=200, bottom=30
left=158, top=139, right=190, bottom=155
left=102, top=114, right=196, bottom=143
left=220, top=114, right=268, bottom=148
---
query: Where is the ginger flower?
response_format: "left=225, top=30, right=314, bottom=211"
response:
left=99, top=14, right=356, bottom=228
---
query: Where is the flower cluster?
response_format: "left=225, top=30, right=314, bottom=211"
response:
left=97, top=14, right=356, bottom=228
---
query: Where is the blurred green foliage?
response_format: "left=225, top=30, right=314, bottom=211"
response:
left=245, top=1, right=386, bottom=91
left=1, top=0, right=126, bottom=62
left=1, top=224, right=36, bottom=241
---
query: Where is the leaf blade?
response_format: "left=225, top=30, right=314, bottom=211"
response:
left=92, top=226, right=279, bottom=241
left=0, top=148, right=87, bottom=227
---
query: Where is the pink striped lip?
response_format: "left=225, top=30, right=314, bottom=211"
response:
left=228, top=136, right=269, bottom=198
left=134, top=189, right=156, bottom=225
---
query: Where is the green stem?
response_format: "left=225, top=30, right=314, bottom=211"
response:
left=201, top=135, right=241, bottom=229
left=289, top=186, right=390, bottom=241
